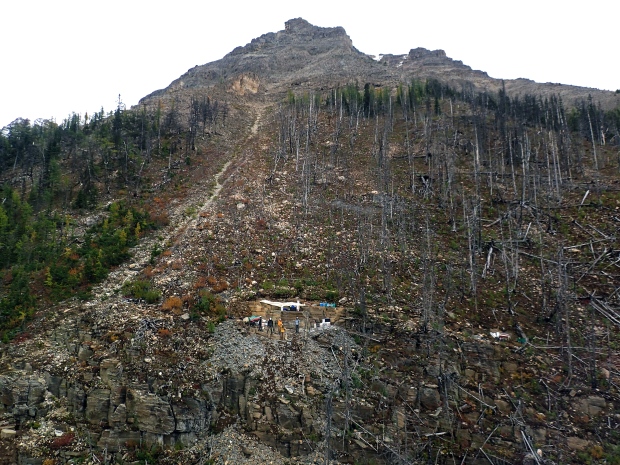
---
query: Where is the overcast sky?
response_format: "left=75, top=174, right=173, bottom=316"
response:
left=2, top=0, right=618, bottom=128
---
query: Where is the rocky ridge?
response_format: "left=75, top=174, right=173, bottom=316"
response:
left=142, top=18, right=619, bottom=110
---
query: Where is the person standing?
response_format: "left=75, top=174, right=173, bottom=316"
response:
left=267, top=318, right=273, bottom=335
left=258, top=317, right=263, bottom=332
left=295, top=317, right=300, bottom=333
left=277, top=319, right=285, bottom=340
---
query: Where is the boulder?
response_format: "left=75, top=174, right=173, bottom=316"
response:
left=455, top=428, right=471, bottom=448
left=406, top=386, right=418, bottom=402
left=171, top=398, right=209, bottom=432
left=300, top=407, right=314, bottom=432
left=238, top=394, right=247, bottom=420
left=420, top=387, right=441, bottom=410
left=354, top=403, right=375, bottom=421
left=567, top=436, right=590, bottom=451
left=99, top=359, right=122, bottom=387
left=264, top=405, right=274, bottom=421
left=27, top=378, right=47, bottom=405
left=576, top=396, right=606, bottom=417
left=77, top=345, right=94, bottom=362
left=44, top=373, right=66, bottom=398
left=109, top=403, right=127, bottom=427
left=502, top=362, right=518, bottom=373
left=108, top=386, right=127, bottom=418
left=85, top=389, right=110, bottom=426
left=14, top=379, right=33, bottom=404
left=0, top=376, right=47, bottom=412
left=494, top=399, right=511, bottom=414
left=532, top=428, right=546, bottom=444
left=393, top=408, right=406, bottom=429
left=127, top=390, right=175, bottom=435
left=67, top=385, right=86, bottom=418
left=587, top=396, right=606, bottom=411
left=463, top=369, right=476, bottom=382
left=276, top=403, right=301, bottom=430
left=0, top=376, right=14, bottom=405
left=1, top=429, right=16, bottom=439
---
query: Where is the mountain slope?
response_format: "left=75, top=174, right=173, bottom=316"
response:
left=0, top=18, right=620, bottom=465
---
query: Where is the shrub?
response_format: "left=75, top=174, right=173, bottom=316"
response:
left=50, top=432, right=75, bottom=449
left=162, top=296, right=183, bottom=311
left=211, top=279, right=229, bottom=293
left=149, top=246, right=162, bottom=264
left=143, top=266, right=156, bottom=278
left=144, top=289, right=162, bottom=304
left=136, top=444, right=163, bottom=464
left=149, top=211, right=170, bottom=227
left=195, top=290, right=226, bottom=318
left=606, top=444, right=620, bottom=465
left=325, top=289, right=339, bottom=302
left=157, top=328, right=172, bottom=338
left=122, top=280, right=161, bottom=303
left=274, top=287, right=295, bottom=298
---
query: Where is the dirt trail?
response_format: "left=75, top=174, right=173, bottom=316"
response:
left=251, top=105, right=265, bottom=135
left=89, top=159, right=231, bottom=300
left=88, top=104, right=266, bottom=302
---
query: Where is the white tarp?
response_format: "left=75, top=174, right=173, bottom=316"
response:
left=260, top=299, right=304, bottom=310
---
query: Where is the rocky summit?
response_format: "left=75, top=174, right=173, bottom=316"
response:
left=143, top=18, right=619, bottom=110
left=1, top=18, right=620, bottom=465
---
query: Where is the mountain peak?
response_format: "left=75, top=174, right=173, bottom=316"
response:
left=284, top=17, right=317, bottom=33
left=141, top=18, right=618, bottom=110
left=226, top=18, right=353, bottom=57
left=142, top=19, right=362, bottom=100
left=284, top=17, right=348, bottom=40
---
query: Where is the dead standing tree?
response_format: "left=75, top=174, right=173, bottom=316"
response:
left=420, top=213, right=437, bottom=333
left=462, top=192, right=481, bottom=311
left=555, top=247, right=573, bottom=381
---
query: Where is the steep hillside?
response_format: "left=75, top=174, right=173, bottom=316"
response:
left=1, top=18, right=620, bottom=465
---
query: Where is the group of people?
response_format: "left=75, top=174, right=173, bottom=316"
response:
left=256, top=316, right=301, bottom=339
